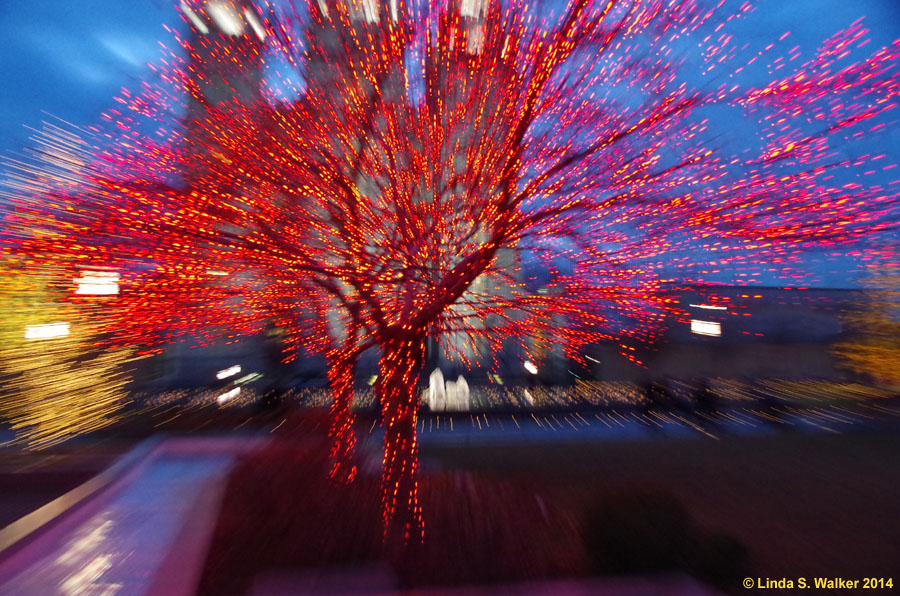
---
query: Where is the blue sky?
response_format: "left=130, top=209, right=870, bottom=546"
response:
left=1, top=1, right=176, bottom=153
left=2, top=0, right=898, bottom=154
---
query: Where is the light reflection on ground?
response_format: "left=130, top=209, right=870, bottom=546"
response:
left=0, top=456, right=232, bottom=596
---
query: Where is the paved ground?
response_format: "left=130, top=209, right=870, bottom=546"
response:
left=0, top=439, right=129, bottom=529
left=0, top=442, right=237, bottom=596
left=423, top=421, right=900, bottom=585
left=0, top=405, right=280, bottom=531
left=2, top=395, right=896, bottom=531
left=1, top=396, right=897, bottom=594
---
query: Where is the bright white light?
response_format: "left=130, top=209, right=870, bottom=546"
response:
left=427, top=370, right=471, bottom=411
left=689, top=303, right=727, bottom=311
left=25, top=322, right=70, bottom=340
left=216, top=387, right=240, bottom=404
left=207, top=2, right=245, bottom=36
left=206, top=270, right=228, bottom=276
left=466, top=24, right=485, bottom=54
left=427, top=369, right=445, bottom=411
left=349, top=0, right=379, bottom=22
left=180, top=1, right=209, bottom=34
left=216, top=365, right=241, bottom=380
left=585, top=355, right=600, bottom=363
left=524, top=360, right=538, bottom=374
left=690, top=319, right=721, bottom=337
left=75, top=271, right=119, bottom=295
left=243, top=8, right=265, bottom=40
left=234, top=372, right=262, bottom=385
left=460, top=0, right=487, bottom=18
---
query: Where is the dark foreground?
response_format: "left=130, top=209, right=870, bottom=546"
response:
left=192, top=414, right=899, bottom=594
left=2, top=401, right=897, bottom=594
left=424, top=423, right=900, bottom=589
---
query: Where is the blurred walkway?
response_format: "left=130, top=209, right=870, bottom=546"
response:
left=0, top=442, right=237, bottom=596
left=0, top=439, right=128, bottom=529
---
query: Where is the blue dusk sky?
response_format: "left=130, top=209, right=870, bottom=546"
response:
left=2, top=0, right=898, bottom=154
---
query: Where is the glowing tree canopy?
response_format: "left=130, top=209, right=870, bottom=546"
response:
left=0, top=262, right=132, bottom=448
left=834, top=243, right=900, bottom=387
left=2, top=0, right=899, bottom=541
left=0, top=122, right=133, bottom=448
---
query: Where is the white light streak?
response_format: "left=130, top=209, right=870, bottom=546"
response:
left=524, top=360, right=538, bottom=374
left=75, top=271, right=119, bottom=295
left=25, top=322, right=70, bottom=340
left=690, top=319, right=721, bottom=336
left=216, top=387, right=240, bottom=404
left=234, top=372, right=262, bottom=385
left=460, top=0, right=487, bottom=18
left=216, top=364, right=241, bottom=380
left=689, top=303, right=727, bottom=310
left=180, top=1, right=209, bottom=34
left=207, top=2, right=245, bottom=36
left=243, top=8, right=265, bottom=41
left=349, top=0, right=379, bottom=22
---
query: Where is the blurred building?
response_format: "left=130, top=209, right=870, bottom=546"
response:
left=581, top=285, right=859, bottom=382
left=134, top=1, right=283, bottom=393
left=137, top=282, right=864, bottom=391
left=182, top=0, right=266, bottom=110
left=419, top=0, right=526, bottom=379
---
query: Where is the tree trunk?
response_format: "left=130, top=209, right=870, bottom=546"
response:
left=327, top=344, right=358, bottom=483
left=378, top=331, right=427, bottom=546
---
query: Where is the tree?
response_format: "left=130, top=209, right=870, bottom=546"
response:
left=0, top=260, right=132, bottom=448
left=3, top=0, right=899, bottom=543
left=834, top=244, right=900, bottom=387
left=0, top=121, right=134, bottom=448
